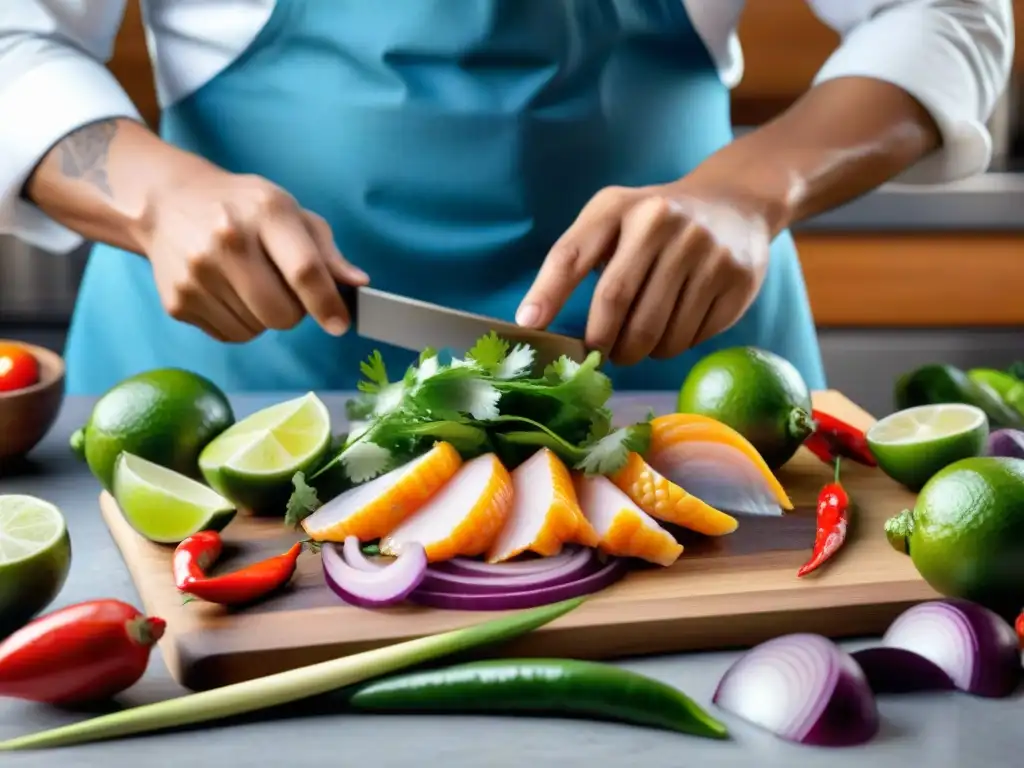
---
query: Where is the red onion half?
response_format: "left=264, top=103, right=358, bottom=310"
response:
left=322, top=540, right=427, bottom=608
left=713, top=633, right=879, bottom=747
left=987, top=428, right=1024, bottom=459
left=851, top=599, right=1021, bottom=698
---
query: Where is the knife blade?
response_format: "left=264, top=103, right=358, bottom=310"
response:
left=338, top=285, right=588, bottom=368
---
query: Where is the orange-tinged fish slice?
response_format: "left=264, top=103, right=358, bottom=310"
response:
left=647, top=413, right=793, bottom=517
left=301, top=441, right=462, bottom=542
left=574, top=473, right=683, bottom=567
left=486, top=448, right=597, bottom=563
left=611, top=451, right=738, bottom=536
left=380, top=453, right=513, bottom=562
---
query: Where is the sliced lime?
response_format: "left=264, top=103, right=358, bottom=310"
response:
left=0, top=495, right=72, bottom=637
left=198, top=393, right=331, bottom=515
left=867, top=403, right=989, bottom=490
left=112, top=452, right=237, bottom=543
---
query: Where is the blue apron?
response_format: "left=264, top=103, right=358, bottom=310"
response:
left=65, top=0, right=825, bottom=394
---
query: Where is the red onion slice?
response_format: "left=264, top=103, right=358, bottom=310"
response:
left=420, top=547, right=599, bottom=594
left=434, top=547, right=582, bottom=576
left=409, top=557, right=627, bottom=611
left=322, top=540, right=427, bottom=608
left=854, top=599, right=1021, bottom=698
left=342, top=536, right=386, bottom=572
left=713, top=633, right=879, bottom=747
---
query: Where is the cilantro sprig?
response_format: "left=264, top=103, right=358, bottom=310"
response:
left=285, top=331, right=653, bottom=526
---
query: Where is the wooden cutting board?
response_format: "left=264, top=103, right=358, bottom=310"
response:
left=100, top=390, right=937, bottom=691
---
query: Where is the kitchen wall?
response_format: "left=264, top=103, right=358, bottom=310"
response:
left=1, top=0, right=1022, bottom=415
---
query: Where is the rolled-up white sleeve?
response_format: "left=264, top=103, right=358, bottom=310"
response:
left=807, top=0, right=1014, bottom=184
left=0, top=1, right=141, bottom=253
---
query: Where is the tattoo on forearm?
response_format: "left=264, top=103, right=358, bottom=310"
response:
left=57, top=119, right=119, bottom=196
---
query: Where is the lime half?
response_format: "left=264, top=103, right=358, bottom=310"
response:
left=868, top=403, right=989, bottom=491
left=0, top=495, right=72, bottom=637
left=113, top=452, right=237, bottom=543
left=198, top=392, right=331, bottom=515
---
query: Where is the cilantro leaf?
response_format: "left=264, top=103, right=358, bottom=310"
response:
left=357, top=350, right=389, bottom=393
left=284, top=471, right=321, bottom=528
left=408, top=364, right=501, bottom=421
left=339, top=438, right=393, bottom=483
left=495, top=343, right=535, bottom=379
left=575, top=422, right=652, bottom=475
left=543, top=355, right=582, bottom=382
left=466, top=331, right=509, bottom=373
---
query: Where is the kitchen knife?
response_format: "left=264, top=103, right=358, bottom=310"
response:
left=338, top=284, right=588, bottom=367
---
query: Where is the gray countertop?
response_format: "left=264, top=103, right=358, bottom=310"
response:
left=2, top=395, right=1023, bottom=768
left=794, top=172, right=1024, bottom=232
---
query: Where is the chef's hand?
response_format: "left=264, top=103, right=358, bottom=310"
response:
left=515, top=181, right=773, bottom=366
left=137, top=169, right=368, bottom=343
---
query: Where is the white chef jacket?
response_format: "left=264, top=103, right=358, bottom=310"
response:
left=0, top=0, right=1014, bottom=253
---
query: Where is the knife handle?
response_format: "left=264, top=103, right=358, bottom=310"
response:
left=337, top=282, right=359, bottom=317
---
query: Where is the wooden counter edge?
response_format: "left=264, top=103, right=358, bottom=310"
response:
left=796, top=232, right=1024, bottom=328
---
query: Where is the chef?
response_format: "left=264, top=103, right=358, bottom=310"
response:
left=0, top=1, right=1013, bottom=394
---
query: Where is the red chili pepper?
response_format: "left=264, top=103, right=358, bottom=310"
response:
left=0, top=599, right=164, bottom=705
left=173, top=530, right=303, bottom=605
left=1015, top=610, right=1024, bottom=650
left=797, top=457, right=850, bottom=577
left=804, top=409, right=877, bottom=467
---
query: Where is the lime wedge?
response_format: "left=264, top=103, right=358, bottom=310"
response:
left=867, top=403, right=989, bottom=491
left=112, top=452, right=237, bottom=543
left=198, top=393, right=331, bottom=515
left=0, top=495, right=72, bottom=637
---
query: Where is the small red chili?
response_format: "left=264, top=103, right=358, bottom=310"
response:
left=804, top=409, right=877, bottom=467
left=1015, top=610, right=1024, bottom=650
left=0, top=599, right=164, bottom=705
left=797, top=457, right=850, bottom=577
left=173, top=530, right=303, bottom=606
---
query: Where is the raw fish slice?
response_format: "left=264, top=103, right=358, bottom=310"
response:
left=647, top=414, right=793, bottom=517
left=611, top=452, right=738, bottom=536
left=380, top=453, right=513, bottom=562
left=574, top=473, right=683, bottom=567
left=486, top=448, right=597, bottom=563
left=301, top=442, right=462, bottom=541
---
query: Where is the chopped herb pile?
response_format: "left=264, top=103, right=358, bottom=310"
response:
left=284, top=332, right=651, bottom=526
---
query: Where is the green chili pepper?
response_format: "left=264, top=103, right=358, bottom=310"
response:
left=345, top=658, right=729, bottom=740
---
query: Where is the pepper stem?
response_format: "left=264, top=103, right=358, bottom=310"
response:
left=788, top=407, right=816, bottom=443
left=833, top=456, right=842, bottom=484
left=126, top=616, right=167, bottom=647
left=884, top=509, right=914, bottom=555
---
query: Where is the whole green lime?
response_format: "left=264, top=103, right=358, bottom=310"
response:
left=677, top=347, right=813, bottom=469
left=885, top=456, right=1024, bottom=617
left=72, top=368, right=234, bottom=491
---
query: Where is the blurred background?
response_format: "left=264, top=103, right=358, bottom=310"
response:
left=1, top=0, right=1022, bottom=415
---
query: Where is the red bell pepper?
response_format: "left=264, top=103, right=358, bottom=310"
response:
left=0, top=599, right=164, bottom=705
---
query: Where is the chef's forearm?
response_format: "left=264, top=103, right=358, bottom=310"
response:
left=24, top=118, right=212, bottom=254
left=687, top=76, right=942, bottom=235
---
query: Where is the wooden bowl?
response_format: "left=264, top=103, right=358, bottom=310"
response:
left=0, top=342, right=66, bottom=463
